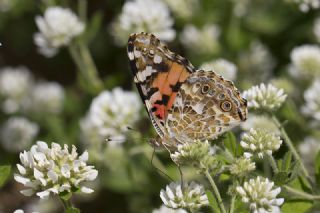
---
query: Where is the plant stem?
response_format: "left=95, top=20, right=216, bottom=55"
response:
left=204, top=170, right=227, bottom=213
left=267, top=154, right=279, bottom=173
left=60, top=198, right=72, bottom=210
left=78, top=42, right=103, bottom=92
left=284, top=185, right=320, bottom=200
left=271, top=115, right=310, bottom=179
left=229, top=195, right=236, bottom=213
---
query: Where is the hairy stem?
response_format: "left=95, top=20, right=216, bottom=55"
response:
left=267, top=154, right=279, bottom=173
left=271, top=115, right=310, bottom=179
left=204, top=170, right=227, bottom=213
left=284, top=185, right=320, bottom=200
left=229, top=194, right=236, bottom=213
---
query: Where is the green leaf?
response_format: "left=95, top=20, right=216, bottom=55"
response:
left=59, top=191, right=72, bottom=201
left=273, top=171, right=289, bottom=185
left=281, top=201, right=312, bottom=213
left=223, top=132, right=238, bottom=157
left=315, top=151, right=320, bottom=185
left=66, top=207, right=80, bottom=213
left=282, top=151, right=292, bottom=172
left=205, top=190, right=220, bottom=213
left=0, top=165, right=11, bottom=187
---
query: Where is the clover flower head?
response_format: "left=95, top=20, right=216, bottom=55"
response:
left=180, top=24, right=220, bottom=55
left=162, top=0, right=198, bottom=19
left=34, top=6, right=85, bottom=57
left=290, top=44, right=320, bottom=78
left=243, top=83, right=287, bottom=112
left=171, top=140, right=218, bottom=172
left=241, top=128, right=282, bottom=158
left=27, top=82, right=65, bottom=114
left=200, top=58, right=237, bottom=81
left=236, top=177, right=284, bottom=213
left=160, top=181, right=209, bottom=210
left=0, top=117, right=39, bottom=152
left=230, top=157, right=256, bottom=177
left=301, top=79, right=320, bottom=121
left=111, top=0, right=175, bottom=46
left=81, top=88, right=142, bottom=146
left=152, top=205, right=187, bottom=213
left=239, top=41, right=275, bottom=83
left=14, top=141, right=98, bottom=199
left=241, top=114, right=279, bottom=135
left=0, top=67, right=33, bottom=113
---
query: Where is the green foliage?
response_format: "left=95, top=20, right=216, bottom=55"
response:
left=66, top=207, right=80, bottom=213
left=281, top=201, right=313, bottom=213
left=0, top=165, right=11, bottom=188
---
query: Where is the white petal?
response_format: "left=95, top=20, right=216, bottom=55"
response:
left=36, top=190, right=50, bottom=199
left=16, top=164, right=26, bottom=175
left=81, top=186, right=94, bottom=193
left=20, top=189, right=34, bottom=196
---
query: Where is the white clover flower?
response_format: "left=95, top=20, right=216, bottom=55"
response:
left=27, top=82, right=65, bottom=114
left=239, top=41, right=275, bottom=83
left=152, top=205, right=187, bottom=213
left=162, top=0, right=198, bottom=19
left=34, top=6, right=85, bottom=57
left=241, top=128, right=282, bottom=158
left=0, top=67, right=33, bottom=113
left=298, top=137, right=320, bottom=174
left=236, top=177, right=284, bottom=213
left=291, top=0, right=320, bottom=12
left=241, top=114, right=280, bottom=135
left=289, top=44, right=320, bottom=78
left=111, top=0, right=175, bottom=46
left=301, top=79, right=320, bottom=121
left=14, top=141, right=98, bottom=199
left=180, top=24, right=220, bottom=55
left=243, top=83, right=287, bottom=112
left=81, top=87, right=142, bottom=146
left=200, top=58, right=237, bottom=81
left=160, top=182, right=209, bottom=210
left=0, top=117, right=39, bottom=152
left=230, top=157, right=256, bottom=177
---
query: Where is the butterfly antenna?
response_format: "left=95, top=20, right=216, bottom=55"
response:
left=150, top=147, right=174, bottom=182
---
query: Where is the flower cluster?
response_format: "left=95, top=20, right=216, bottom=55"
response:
left=170, top=140, right=219, bottom=172
left=241, top=128, right=282, bottom=158
left=14, top=141, right=98, bottom=199
left=0, top=117, right=39, bottom=152
left=290, top=0, right=320, bottom=12
left=111, top=0, right=175, bottom=46
left=200, top=58, right=237, bottom=81
left=241, top=114, right=280, bottom=135
left=81, top=87, right=142, bottom=146
left=160, top=182, right=209, bottom=210
left=162, top=0, right=198, bottom=19
left=152, top=205, right=187, bottom=213
left=34, top=6, right=85, bottom=57
left=301, top=79, right=320, bottom=121
left=0, top=67, right=33, bottom=114
left=27, top=82, right=65, bottom=114
left=243, top=83, right=287, bottom=112
left=238, top=41, right=275, bottom=83
left=180, top=24, right=220, bottom=55
left=236, top=177, right=284, bottom=213
left=230, top=157, right=256, bottom=177
left=289, top=44, right=320, bottom=78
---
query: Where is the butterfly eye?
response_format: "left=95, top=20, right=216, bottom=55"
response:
left=201, top=84, right=210, bottom=94
left=221, top=101, right=232, bottom=112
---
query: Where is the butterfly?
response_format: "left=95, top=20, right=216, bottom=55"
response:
left=127, top=32, right=247, bottom=150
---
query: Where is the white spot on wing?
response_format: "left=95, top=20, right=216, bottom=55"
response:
left=192, top=102, right=204, bottom=114
left=128, top=52, right=134, bottom=60
left=134, top=49, right=141, bottom=58
left=154, top=54, right=162, bottom=64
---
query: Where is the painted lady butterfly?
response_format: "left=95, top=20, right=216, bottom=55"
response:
left=127, top=32, right=247, bottom=150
